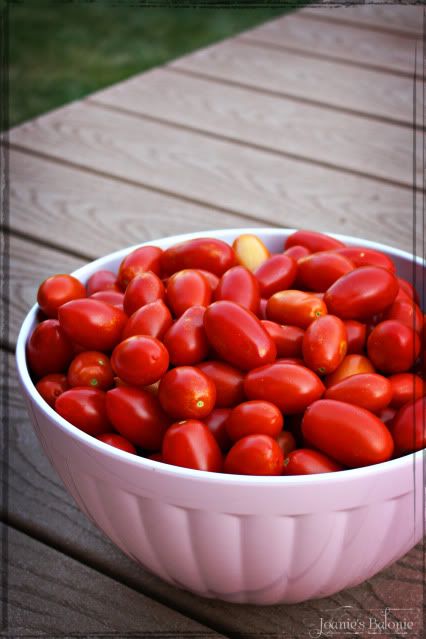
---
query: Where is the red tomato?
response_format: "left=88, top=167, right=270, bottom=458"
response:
left=324, top=266, right=399, bottom=320
left=283, top=245, right=311, bottom=260
left=97, top=433, right=137, bottom=454
left=284, top=230, right=345, bottom=252
left=254, top=254, right=297, bottom=298
left=122, top=299, right=173, bottom=340
left=111, top=336, right=169, bottom=386
left=276, top=431, right=297, bottom=457
left=397, top=277, right=420, bottom=305
left=67, top=351, right=114, bottom=390
left=367, top=320, right=420, bottom=373
left=343, top=320, right=367, bottom=354
left=333, top=247, right=395, bottom=272
left=36, top=373, right=69, bottom=407
left=37, top=274, right=86, bottom=318
left=259, top=298, right=268, bottom=319
left=197, top=360, right=245, bottom=407
left=90, top=290, right=124, bottom=309
left=162, top=420, right=223, bottom=472
left=302, top=315, right=347, bottom=374
left=203, top=408, right=232, bottom=452
left=148, top=452, right=163, bottom=462
left=324, top=373, right=392, bottom=413
left=377, top=406, right=397, bottom=430
left=106, top=386, right=169, bottom=449
left=302, top=399, right=394, bottom=467
left=297, top=252, right=354, bottom=292
left=163, top=306, right=209, bottom=366
left=55, top=387, right=110, bottom=436
left=226, top=400, right=283, bottom=442
left=27, top=319, right=74, bottom=378
left=224, top=434, right=284, bottom=476
left=384, top=298, right=423, bottom=334
left=266, top=290, right=327, bottom=329
left=117, top=246, right=163, bottom=289
left=58, top=299, right=127, bottom=351
left=167, top=269, right=211, bottom=317
left=260, top=321, right=304, bottom=358
left=325, top=354, right=375, bottom=387
left=123, top=272, right=165, bottom=316
left=389, top=373, right=425, bottom=408
left=161, top=238, right=236, bottom=277
left=282, top=449, right=343, bottom=475
left=276, top=357, right=305, bottom=366
left=86, top=270, right=119, bottom=295
left=159, top=366, right=216, bottom=419
left=196, top=269, right=219, bottom=293
left=215, top=266, right=260, bottom=314
left=392, top=397, right=426, bottom=455
left=204, top=301, right=276, bottom=371
left=244, top=362, right=324, bottom=414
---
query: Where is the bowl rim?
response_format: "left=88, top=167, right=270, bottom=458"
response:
left=16, top=227, right=424, bottom=487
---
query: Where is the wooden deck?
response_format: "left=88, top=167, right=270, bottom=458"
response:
left=5, top=4, right=425, bottom=637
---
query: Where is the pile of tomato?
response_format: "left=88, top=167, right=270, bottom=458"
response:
left=27, top=230, right=425, bottom=475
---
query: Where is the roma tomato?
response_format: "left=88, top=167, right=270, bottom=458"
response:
left=90, top=290, right=124, bottom=309
left=167, top=269, right=211, bottom=317
left=111, top=336, right=169, bottom=386
left=215, top=266, right=260, bottom=314
left=161, top=238, right=236, bottom=277
left=27, top=319, right=74, bottom=378
left=259, top=298, right=268, bottom=319
left=325, top=354, right=375, bottom=387
left=384, top=298, right=423, bottom=334
left=398, top=277, right=420, bottom=305
left=302, top=315, right=347, bottom=374
left=244, top=362, right=324, bottom=414
left=86, top=270, right=119, bottom=295
left=35, top=373, right=68, bottom=407
left=283, top=245, right=310, bottom=261
left=224, top=434, right=284, bottom=475
left=55, top=387, right=110, bottom=436
left=324, top=373, right=392, bottom=413
left=159, top=366, right=216, bottom=419
left=302, top=399, right=394, bottom=467
left=232, top=234, right=269, bottom=272
left=226, top=400, right=283, bottom=442
left=162, top=420, right=223, bottom=472
left=284, top=230, right=345, bottom=253
left=367, top=320, right=420, bottom=373
left=276, top=431, right=297, bottom=457
left=343, top=320, right=367, bottom=354
left=123, top=272, right=165, bottom=316
left=122, top=299, right=173, bottom=340
left=58, top=299, right=127, bottom=351
left=117, top=246, right=163, bottom=289
left=37, top=274, right=86, bottom=318
left=106, top=386, right=169, bottom=449
left=392, top=397, right=426, bottom=455
left=282, top=449, right=343, bottom=475
left=254, top=254, right=297, bottom=298
left=297, top=252, right=354, bottom=292
left=163, top=306, right=209, bottom=366
left=203, top=408, right=232, bottom=452
left=67, top=351, right=114, bottom=390
left=260, top=321, right=304, bottom=358
left=196, top=269, right=219, bottom=293
left=97, top=433, right=137, bottom=454
left=377, top=406, right=397, bottom=430
left=197, top=360, right=245, bottom=407
left=389, top=373, right=425, bottom=408
left=324, top=266, right=399, bottom=320
left=333, top=247, right=396, bottom=272
left=204, top=301, right=276, bottom=371
left=266, top=290, right=327, bottom=329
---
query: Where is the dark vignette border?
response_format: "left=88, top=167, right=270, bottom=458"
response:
left=1, top=0, right=425, bottom=637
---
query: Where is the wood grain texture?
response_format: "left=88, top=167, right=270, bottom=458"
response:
left=9, top=103, right=416, bottom=253
left=91, top=67, right=421, bottom=187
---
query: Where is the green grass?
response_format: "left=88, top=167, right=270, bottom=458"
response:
left=9, top=2, right=307, bottom=130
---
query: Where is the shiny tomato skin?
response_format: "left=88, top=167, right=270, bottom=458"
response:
left=389, top=373, right=425, bottom=408
left=325, top=354, right=375, bottom=387
left=344, top=320, right=367, bottom=354
left=159, top=366, right=216, bottom=419
left=58, top=299, right=127, bottom=351
left=162, top=420, right=223, bottom=472
left=97, top=433, right=137, bottom=454
left=283, top=245, right=311, bottom=261
left=392, top=397, right=426, bottom=455
left=276, top=431, right=297, bottom=457
left=167, top=269, right=211, bottom=317
left=302, top=399, right=394, bottom=467
left=197, top=360, right=245, bottom=407
left=224, top=434, right=284, bottom=476
left=118, top=246, right=163, bottom=289
left=86, top=270, right=119, bottom=295
left=276, top=357, right=305, bottom=366
left=232, top=234, right=270, bottom=272
left=398, top=277, right=420, bottom=305
left=266, top=290, right=327, bottom=329
left=37, top=274, right=86, bottom=319
left=163, top=306, right=209, bottom=366
left=196, top=269, right=219, bottom=293
left=203, top=408, right=232, bottom=452
left=27, top=319, right=74, bottom=378
left=367, top=320, right=420, bottom=373
left=161, top=238, right=236, bottom=277
left=36, top=373, right=69, bottom=408
left=215, top=266, right=260, bottom=314
left=254, top=254, right=297, bottom=298
left=302, top=315, right=347, bottom=374
left=260, top=321, right=304, bottom=358
left=123, top=272, right=165, bottom=316
left=226, top=400, right=283, bottom=442
left=333, top=247, right=396, bottom=272
left=106, top=386, right=169, bottom=449
left=384, top=298, right=423, bottom=334
left=244, top=362, right=324, bottom=414
left=90, top=290, right=124, bottom=309
left=297, top=252, right=354, bottom=292
left=67, top=351, right=114, bottom=390
left=111, top=336, right=169, bottom=386
left=122, top=299, right=172, bottom=340
left=324, top=373, right=392, bottom=413
left=284, top=230, right=345, bottom=252
left=204, top=301, right=276, bottom=371
left=324, top=266, right=399, bottom=320
left=282, top=449, right=343, bottom=475
left=55, top=387, right=110, bottom=436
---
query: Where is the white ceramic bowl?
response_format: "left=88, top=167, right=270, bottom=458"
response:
left=16, top=228, right=424, bottom=605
